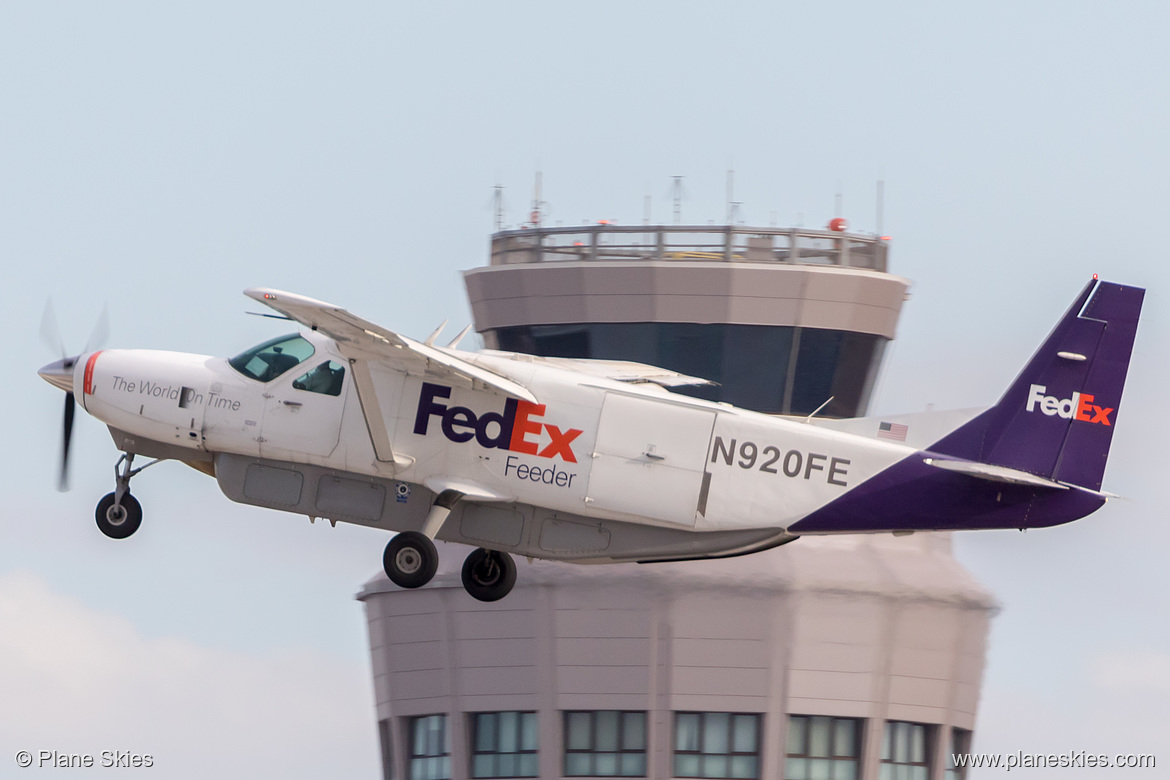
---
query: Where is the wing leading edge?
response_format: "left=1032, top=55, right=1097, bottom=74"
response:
left=245, top=288, right=537, bottom=466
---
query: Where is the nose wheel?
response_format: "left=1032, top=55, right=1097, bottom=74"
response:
left=94, top=453, right=159, bottom=540
left=96, top=492, right=142, bottom=539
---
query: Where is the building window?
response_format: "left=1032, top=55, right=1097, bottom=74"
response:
left=408, top=715, right=450, bottom=780
left=881, top=721, right=933, bottom=780
left=944, top=728, right=971, bottom=780
left=564, top=711, right=647, bottom=777
left=490, top=322, right=886, bottom=418
left=785, top=715, right=862, bottom=780
left=674, top=712, right=761, bottom=779
left=471, top=711, right=538, bottom=778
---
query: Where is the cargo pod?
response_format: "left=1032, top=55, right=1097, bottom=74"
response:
left=584, top=392, right=716, bottom=526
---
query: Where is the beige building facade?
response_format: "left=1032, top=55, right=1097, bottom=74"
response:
left=359, top=533, right=993, bottom=780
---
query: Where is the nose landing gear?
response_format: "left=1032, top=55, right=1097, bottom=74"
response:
left=95, top=453, right=160, bottom=540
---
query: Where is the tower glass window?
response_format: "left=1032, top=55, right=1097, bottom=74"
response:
left=490, top=323, right=885, bottom=418
left=784, top=715, right=862, bottom=780
left=880, top=721, right=933, bottom=780
left=564, top=710, right=647, bottom=777
left=673, top=712, right=761, bottom=779
left=944, top=728, right=971, bottom=780
left=470, top=711, right=538, bottom=778
left=408, top=714, right=450, bottom=780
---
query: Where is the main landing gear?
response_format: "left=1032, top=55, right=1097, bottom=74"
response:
left=381, top=489, right=518, bottom=602
left=461, top=547, right=516, bottom=602
left=95, top=453, right=159, bottom=539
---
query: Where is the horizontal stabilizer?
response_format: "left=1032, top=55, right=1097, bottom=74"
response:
left=922, top=457, right=1068, bottom=489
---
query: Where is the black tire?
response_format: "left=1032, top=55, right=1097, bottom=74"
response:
left=95, top=492, right=142, bottom=539
left=383, top=532, right=439, bottom=589
left=461, top=548, right=517, bottom=602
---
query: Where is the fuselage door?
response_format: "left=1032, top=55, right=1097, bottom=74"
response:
left=259, top=360, right=348, bottom=460
left=585, top=392, right=716, bottom=527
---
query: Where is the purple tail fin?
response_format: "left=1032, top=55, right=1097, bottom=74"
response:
left=930, top=279, right=1144, bottom=491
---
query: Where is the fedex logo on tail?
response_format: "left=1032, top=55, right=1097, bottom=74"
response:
left=413, top=382, right=583, bottom=462
left=1026, top=384, right=1114, bottom=425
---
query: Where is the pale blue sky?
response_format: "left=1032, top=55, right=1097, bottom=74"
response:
left=3, top=1, right=1168, bottom=776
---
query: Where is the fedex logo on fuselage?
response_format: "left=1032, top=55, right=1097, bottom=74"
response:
left=413, top=382, right=583, bottom=462
left=1026, top=384, right=1114, bottom=425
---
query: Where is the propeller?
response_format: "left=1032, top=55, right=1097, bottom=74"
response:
left=39, top=300, right=109, bottom=491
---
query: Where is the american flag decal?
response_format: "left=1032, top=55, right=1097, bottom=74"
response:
left=878, top=421, right=908, bottom=441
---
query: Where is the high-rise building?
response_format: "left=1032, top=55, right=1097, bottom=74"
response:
left=359, top=220, right=993, bottom=780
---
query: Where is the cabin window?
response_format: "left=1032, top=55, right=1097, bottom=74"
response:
left=229, top=334, right=315, bottom=382
left=292, top=361, right=346, bottom=396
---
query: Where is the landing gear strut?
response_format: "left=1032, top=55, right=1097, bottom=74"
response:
left=382, top=489, right=461, bottom=589
left=94, top=453, right=159, bottom=540
left=461, top=548, right=516, bottom=602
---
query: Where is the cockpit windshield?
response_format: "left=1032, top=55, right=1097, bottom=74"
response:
left=228, top=334, right=316, bottom=382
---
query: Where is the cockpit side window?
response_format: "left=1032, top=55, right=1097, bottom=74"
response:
left=292, top=361, right=346, bottom=396
left=229, top=334, right=316, bottom=382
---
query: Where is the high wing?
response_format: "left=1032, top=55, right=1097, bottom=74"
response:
left=246, top=288, right=537, bottom=466
left=481, top=352, right=716, bottom=389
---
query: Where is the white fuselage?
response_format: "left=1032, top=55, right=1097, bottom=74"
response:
left=74, top=331, right=915, bottom=537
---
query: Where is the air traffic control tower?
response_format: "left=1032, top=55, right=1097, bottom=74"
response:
left=358, top=220, right=993, bottom=780
left=463, top=223, right=907, bottom=418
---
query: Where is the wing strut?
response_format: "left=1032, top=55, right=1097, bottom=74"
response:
left=349, top=358, right=412, bottom=467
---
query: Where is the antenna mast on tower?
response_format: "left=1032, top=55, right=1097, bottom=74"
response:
left=492, top=184, right=506, bottom=232
left=529, top=171, right=543, bottom=228
left=726, top=168, right=742, bottom=224
left=670, top=176, right=685, bottom=225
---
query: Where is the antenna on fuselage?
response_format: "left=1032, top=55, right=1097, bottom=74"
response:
left=246, top=311, right=294, bottom=321
left=802, top=396, right=835, bottom=424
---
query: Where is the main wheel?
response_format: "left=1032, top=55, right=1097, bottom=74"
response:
left=95, top=492, right=143, bottom=539
left=383, top=532, right=439, bottom=589
left=461, top=548, right=517, bottom=602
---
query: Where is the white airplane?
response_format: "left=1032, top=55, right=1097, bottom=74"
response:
left=39, top=278, right=1142, bottom=601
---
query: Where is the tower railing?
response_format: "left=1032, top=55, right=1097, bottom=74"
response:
left=489, top=224, right=889, bottom=272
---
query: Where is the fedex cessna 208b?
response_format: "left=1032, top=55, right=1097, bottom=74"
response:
left=39, top=278, right=1142, bottom=602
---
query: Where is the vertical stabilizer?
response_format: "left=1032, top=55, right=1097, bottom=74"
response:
left=931, top=279, right=1143, bottom=491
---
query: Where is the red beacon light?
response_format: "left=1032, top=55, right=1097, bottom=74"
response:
left=828, top=217, right=848, bottom=232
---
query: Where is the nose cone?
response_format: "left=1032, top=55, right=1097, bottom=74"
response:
left=39, top=356, right=78, bottom=393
